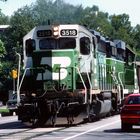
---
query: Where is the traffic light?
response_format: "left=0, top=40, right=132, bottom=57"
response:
left=11, top=69, right=18, bottom=79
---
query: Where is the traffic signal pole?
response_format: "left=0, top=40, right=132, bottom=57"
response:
left=16, top=52, right=21, bottom=104
left=13, top=78, right=15, bottom=94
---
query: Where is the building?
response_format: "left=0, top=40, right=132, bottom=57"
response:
left=0, top=25, right=10, bottom=32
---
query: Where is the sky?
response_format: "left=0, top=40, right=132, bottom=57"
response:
left=0, top=0, right=139, bottom=26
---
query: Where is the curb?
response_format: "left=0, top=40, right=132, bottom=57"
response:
left=0, top=112, right=16, bottom=117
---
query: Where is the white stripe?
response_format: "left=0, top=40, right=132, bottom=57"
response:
left=63, top=120, right=119, bottom=140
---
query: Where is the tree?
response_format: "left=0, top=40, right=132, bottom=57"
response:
left=80, top=6, right=113, bottom=38
left=1, top=5, right=37, bottom=63
left=0, top=39, right=6, bottom=58
left=132, top=25, right=140, bottom=52
left=32, top=0, right=83, bottom=24
left=110, top=14, right=133, bottom=44
left=0, top=9, right=9, bottom=24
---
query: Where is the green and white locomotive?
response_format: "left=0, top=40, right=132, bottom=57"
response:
left=17, top=24, right=139, bottom=126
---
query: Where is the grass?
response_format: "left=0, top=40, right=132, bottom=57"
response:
left=0, top=108, right=9, bottom=113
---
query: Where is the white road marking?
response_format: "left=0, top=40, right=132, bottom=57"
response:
left=63, top=120, right=120, bottom=140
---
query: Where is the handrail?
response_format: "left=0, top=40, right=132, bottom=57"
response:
left=85, top=64, right=92, bottom=104
left=75, top=67, right=87, bottom=104
left=118, top=72, right=124, bottom=89
left=18, top=68, right=30, bottom=93
left=17, top=68, right=30, bottom=104
left=16, top=53, right=21, bottom=104
left=118, top=72, right=124, bottom=99
left=111, top=72, right=118, bottom=85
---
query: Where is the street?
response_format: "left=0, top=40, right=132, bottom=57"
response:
left=0, top=115, right=140, bottom=139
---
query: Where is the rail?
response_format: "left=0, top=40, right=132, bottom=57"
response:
left=17, top=68, right=30, bottom=104
left=85, top=64, right=92, bottom=104
left=16, top=53, right=21, bottom=104
left=111, top=73, right=118, bottom=85
left=75, top=67, right=87, bottom=104
left=118, top=72, right=124, bottom=100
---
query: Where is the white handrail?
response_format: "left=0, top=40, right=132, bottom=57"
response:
left=85, top=64, right=92, bottom=104
left=16, top=53, right=21, bottom=104
left=111, top=73, right=118, bottom=85
left=18, top=68, right=30, bottom=94
left=118, top=72, right=124, bottom=89
left=118, top=72, right=124, bottom=99
left=17, top=67, right=30, bottom=104
left=75, top=67, right=87, bottom=104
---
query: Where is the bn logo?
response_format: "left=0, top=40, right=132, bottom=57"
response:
left=37, top=57, right=71, bottom=80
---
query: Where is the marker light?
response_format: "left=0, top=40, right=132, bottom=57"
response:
left=53, top=31, right=59, bottom=36
left=53, top=26, right=59, bottom=31
left=53, top=26, right=59, bottom=37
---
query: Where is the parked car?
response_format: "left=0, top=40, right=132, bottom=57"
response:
left=6, top=94, right=18, bottom=114
left=0, top=101, right=3, bottom=107
left=120, top=94, right=140, bottom=131
left=6, top=94, right=25, bottom=114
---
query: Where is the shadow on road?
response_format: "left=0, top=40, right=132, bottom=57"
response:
left=104, top=128, right=140, bottom=133
left=0, top=121, right=29, bottom=129
left=0, top=120, right=80, bottom=129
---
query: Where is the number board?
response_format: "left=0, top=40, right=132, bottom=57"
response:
left=60, top=29, right=77, bottom=36
left=37, top=30, right=52, bottom=37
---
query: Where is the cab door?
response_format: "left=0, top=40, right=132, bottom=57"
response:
left=79, top=33, right=93, bottom=73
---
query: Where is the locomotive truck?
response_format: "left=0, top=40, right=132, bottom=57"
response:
left=15, top=24, right=139, bottom=126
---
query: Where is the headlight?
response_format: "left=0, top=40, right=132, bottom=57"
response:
left=53, top=26, right=59, bottom=37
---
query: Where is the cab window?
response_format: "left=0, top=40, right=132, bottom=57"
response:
left=112, top=46, right=117, bottom=57
left=117, top=48, right=125, bottom=60
left=39, top=38, right=56, bottom=49
left=125, top=49, right=134, bottom=66
left=92, top=37, right=96, bottom=58
left=98, top=41, right=106, bottom=53
left=59, top=38, right=76, bottom=49
left=25, top=39, right=35, bottom=57
left=80, top=37, right=90, bottom=55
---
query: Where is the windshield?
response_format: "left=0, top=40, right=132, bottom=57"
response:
left=39, top=38, right=76, bottom=50
left=127, top=96, right=140, bottom=104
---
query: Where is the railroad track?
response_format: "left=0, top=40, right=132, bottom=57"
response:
left=0, top=113, right=118, bottom=140
left=0, top=116, right=80, bottom=140
left=0, top=126, right=64, bottom=140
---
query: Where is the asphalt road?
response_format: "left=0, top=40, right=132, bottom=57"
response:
left=0, top=115, right=140, bottom=140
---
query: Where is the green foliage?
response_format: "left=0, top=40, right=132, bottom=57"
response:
left=0, top=108, right=9, bottom=113
left=80, top=6, right=113, bottom=38
left=0, top=9, right=9, bottom=24
left=0, top=39, right=6, bottom=58
left=32, top=0, right=83, bottom=24
left=132, top=25, right=140, bottom=50
left=110, top=14, right=133, bottom=43
left=10, top=6, right=37, bottom=45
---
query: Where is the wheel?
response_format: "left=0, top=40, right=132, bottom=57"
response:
left=121, top=121, right=132, bottom=131
left=23, top=99, right=50, bottom=127
left=33, top=99, right=51, bottom=127
left=87, top=104, right=95, bottom=122
left=9, top=110, right=14, bottom=115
